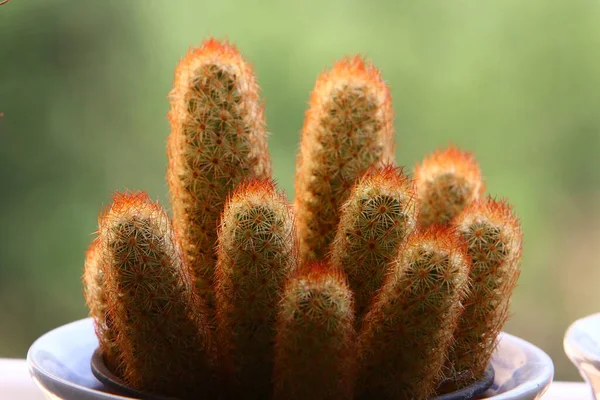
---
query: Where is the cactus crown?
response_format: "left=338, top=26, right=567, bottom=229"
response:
left=415, top=146, right=485, bottom=228
left=83, top=38, right=523, bottom=400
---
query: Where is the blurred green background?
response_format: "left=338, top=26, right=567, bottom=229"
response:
left=1, top=0, right=599, bottom=381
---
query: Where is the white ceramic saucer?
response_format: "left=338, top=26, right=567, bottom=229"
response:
left=27, top=318, right=553, bottom=399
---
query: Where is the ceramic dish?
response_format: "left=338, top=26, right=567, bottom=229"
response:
left=564, top=312, right=600, bottom=399
left=27, top=318, right=554, bottom=399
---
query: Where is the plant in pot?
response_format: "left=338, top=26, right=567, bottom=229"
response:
left=29, top=38, right=551, bottom=400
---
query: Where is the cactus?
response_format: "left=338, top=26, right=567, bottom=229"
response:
left=98, top=191, right=216, bottom=398
left=167, top=38, right=272, bottom=316
left=356, top=227, right=470, bottom=400
left=81, top=37, right=527, bottom=400
left=414, top=146, right=485, bottom=228
left=442, top=198, right=523, bottom=391
left=294, top=56, right=395, bottom=264
left=82, top=238, right=121, bottom=374
left=215, top=179, right=297, bottom=399
left=330, top=165, right=417, bottom=325
left=274, top=262, right=357, bottom=400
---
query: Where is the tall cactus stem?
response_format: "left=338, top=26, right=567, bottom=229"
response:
left=294, top=56, right=395, bottom=264
left=167, top=38, right=272, bottom=317
left=442, top=198, right=523, bottom=391
left=274, top=262, right=357, bottom=400
left=98, top=191, right=216, bottom=398
left=215, top=179, right=297, bottom=399
left=357, top=227, right=470, bottom=400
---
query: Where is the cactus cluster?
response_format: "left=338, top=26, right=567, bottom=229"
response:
left=83, top=38, right=523, bottom=400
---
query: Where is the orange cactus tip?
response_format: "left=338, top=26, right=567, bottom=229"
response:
left=414, top=145, right=485, bottom=228
left=306, top=55, right=393, bottom=118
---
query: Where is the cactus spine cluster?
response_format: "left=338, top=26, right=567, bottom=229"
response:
left=167, top=39, right=271, bottom=315
left=82, top=37, right=524, bottom=400
left=294, top=56, right=395, bottom=264
left=274, top=262, right=356, bottom=400
left=330, top=165, right=417, bottom=324
left=356, top=228, right=470, bottom=400
left=215, top=179, right=297, bottom=399
left=96, top=191, right=216, bottom=398
left=443, top=198, right=523, bottom=390
left=414, top=146, right=485, bottom=228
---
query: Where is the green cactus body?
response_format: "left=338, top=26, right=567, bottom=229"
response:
left=167, top=38, right=272, bottom=316
left=98, top=191, right=216, bottom=399
left=82, top=239, right=121, bottom=375
left=214, top=179, right=297, bottom=399
left=443, top=198, right=522, bottom=391
left=356, top=227, right=470, bottom=400
left=274, top=262, right=356, bottom=400
left=414, top=146, right=485, bottom=228
left=330, top=165, right=417, bottom=325
left=294, top=56, right=395, bottom=264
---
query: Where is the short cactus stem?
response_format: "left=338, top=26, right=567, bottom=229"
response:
left=215, top=179, right=297, bottom=399
left=356, top=227, right=470, bottom=400
left=167, top=38, right=272, bottom=316
left=98, top=191, right=216, bottom=398
left=294, top=56, right=395, bottom=264
left=330, top=165, right=417, bottom=325
left=443, top=198, right=523, bottom=391
left=414, top=146, right=485, bottom=228
left=274, top=262, right=357, bottom=400
left=82, top=239, right=121, bottom=375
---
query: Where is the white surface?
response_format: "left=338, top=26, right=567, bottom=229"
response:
left=0, top=358, right=592, bottom=399
left=1, top=359, right=45, bottom=399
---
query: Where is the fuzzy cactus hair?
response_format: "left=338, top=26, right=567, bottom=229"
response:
left=167, top=38, right=272, bottom=317
left=294, top=55, right=395, bottom=264
left=97, top=191, right=217, bottom=398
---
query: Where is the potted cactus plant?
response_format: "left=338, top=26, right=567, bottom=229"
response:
left=81, top=38, right=527, bottom=400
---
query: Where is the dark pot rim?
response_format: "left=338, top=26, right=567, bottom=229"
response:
left=432, top=364, right=495, bottom=400
left=91, top=347, right=495, bottom=400
left=90, top=348, right=177, bottom=400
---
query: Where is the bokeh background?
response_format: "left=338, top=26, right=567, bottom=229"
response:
left=1, top=0, right=599, bottom=381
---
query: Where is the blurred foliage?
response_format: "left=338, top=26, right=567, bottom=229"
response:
left=1, top=0, right=599, bottom=381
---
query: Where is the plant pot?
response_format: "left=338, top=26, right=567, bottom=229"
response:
left=91, top=348, right=494, bottom=400
left=27, top=318, right=554, bottom=400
